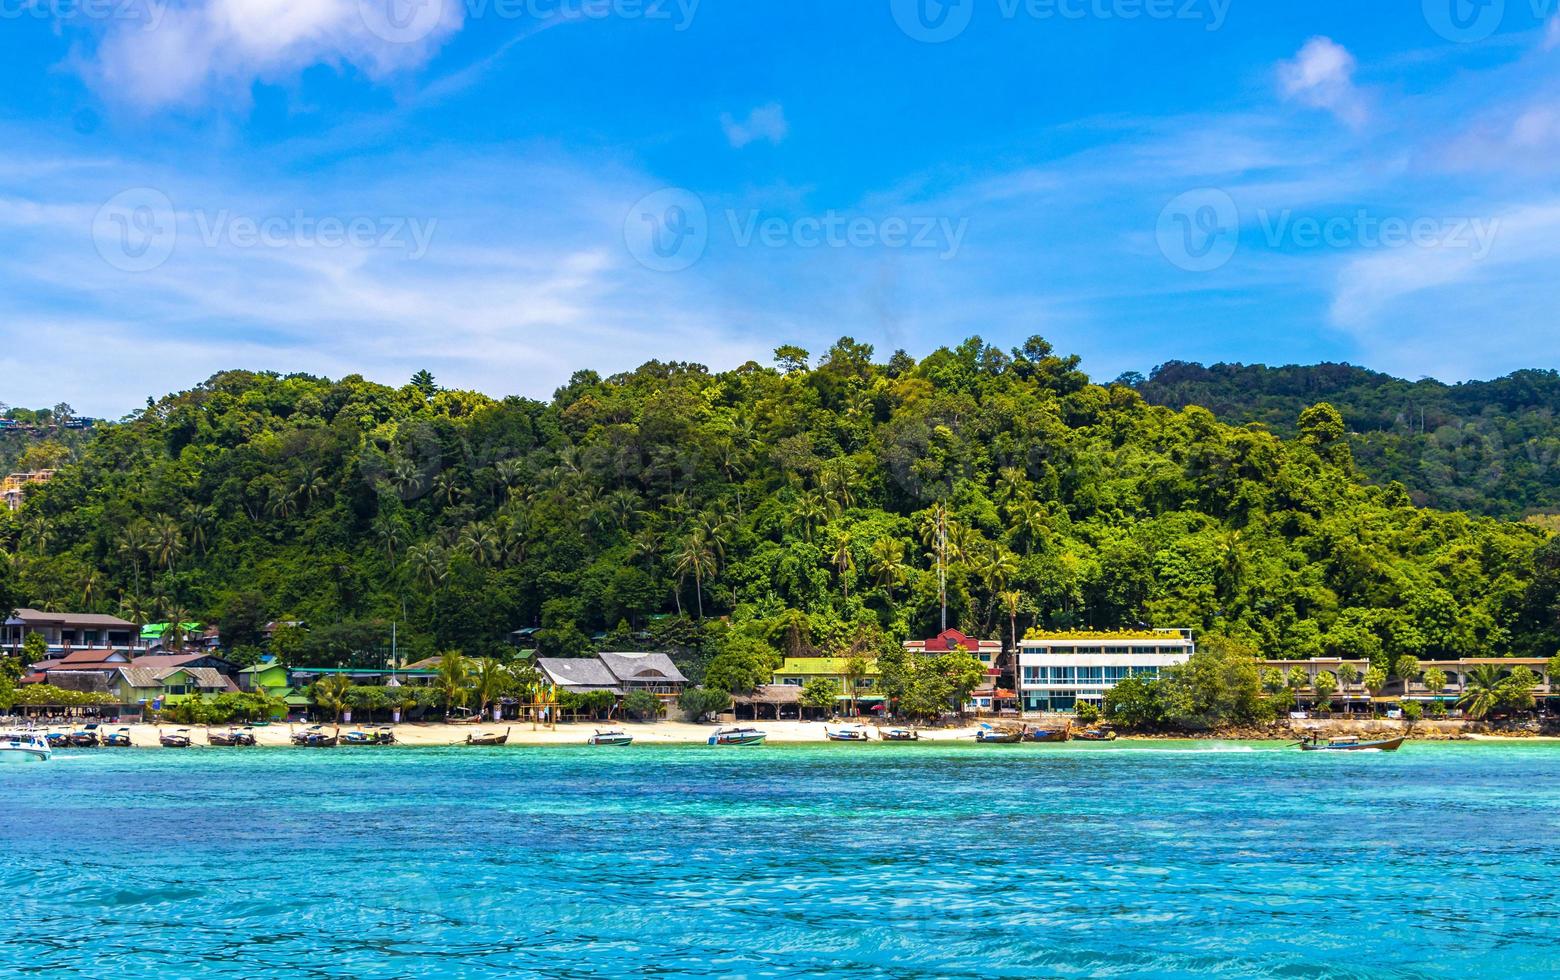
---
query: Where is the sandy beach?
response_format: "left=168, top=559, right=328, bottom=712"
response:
left=37, top=720, right=998, bottom=748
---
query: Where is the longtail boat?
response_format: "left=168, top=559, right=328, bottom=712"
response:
left=708, top=727, right=767, bottom=746
left=588, top=730, right=633, bottom=746
left=344, top=728, right=395, bottom=746
left=880, top=728, right=920, bottom=742
left=291, top=725, right=325, bottom=746
left=1072, top=728, right=1117, bottom=742
left=208, top=728, right=257, bottom=747
left=103, top=728, right=133, bottom=748
left=1022, top=725, right=1071, bottom=743
left=466, top=727, right=511, bottom=747
left=44, top=731, right=71, bottom=749
left=159, top=729, right=193, bottom=748
left=304, top=729, right=340, bottom=748
left=825, top=725, right=871, bottom=742
left=1299, top=735, right=1405, bottom=752
left=976, top=725, right=1023, bottom=744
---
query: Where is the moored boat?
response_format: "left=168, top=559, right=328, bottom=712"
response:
left=103, top=728, right=133, bottom=748
left=880, top=728, right=920, bottom=742
left=1022, top=725, right=1071, bottom=744
left=291, top=725, right=326, bottom=746
left=708, top=727, right=767, bottom=746
left=208, top=728, right=257, bottom=747
left=825, top=725, right=871, bottom=742
left=44, top=731, right=71, bottom=749
left=976, top=725, right=1023, bottom=744
left=159, top=729, right=193, bottom=748
left=1073, top=728, right=1117, bottom=742
left=1299, top=735, right=1405, bottom=752
left=588, top=729, right=633, bottom=746
left=0, top=731, right=51, bottom=762
left=344, top=728, right=396, bottom=746
left=466, top=727, right=511, bottom=747
left=68, top=724, right=101, bottom=748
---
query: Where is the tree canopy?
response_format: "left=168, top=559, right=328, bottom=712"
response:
left=2, top=338, right=1556, bottom=680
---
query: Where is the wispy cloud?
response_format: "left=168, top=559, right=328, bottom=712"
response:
left=720, top=103, right=789, bottom=149
left=1278, top=37, right=1368, bottom=129
left=78, top=0, right=463, bottom=110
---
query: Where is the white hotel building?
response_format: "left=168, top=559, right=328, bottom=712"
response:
left=1018, top=629, right=1196, bottom=714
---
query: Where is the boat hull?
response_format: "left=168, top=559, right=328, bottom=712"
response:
left=0, top=747, right=51, bottom=763
left=708, top=729, right=768, bottom=745
left=1300, top=736, right=1405, bottom=752
left=1022, top=729, right=1070, bottom=743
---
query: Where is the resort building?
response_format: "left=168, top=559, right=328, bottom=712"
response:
left=1, top=470, right=55, bottom=512
left=537, top=652, right=688, bottom=703
left=1259, top=658, right=1560, bottom=709
left=1018, top=629, right=1196, bottom=714
left=24, top=652, right=243, bottom=717
left=3, top=608, right=140, bottom=656
left=905, top=628, right=1007, bottom=712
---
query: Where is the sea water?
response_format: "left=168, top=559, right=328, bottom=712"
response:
left=4, top=741, right=1558, bottom=978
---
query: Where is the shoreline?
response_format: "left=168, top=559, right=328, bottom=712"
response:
left=17, top=719, right=1559, bottom=749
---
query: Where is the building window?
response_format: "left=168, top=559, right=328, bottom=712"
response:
left=1104, top=666, right=1130, bottom=682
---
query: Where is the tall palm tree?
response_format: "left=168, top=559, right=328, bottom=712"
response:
left=407, top=542, right=449, bottom=591
left=461, top=522, right=500, bottom=567
left=868, top=537, right=909, bottom=600
left=186, top=503, right=213, bottom=555
left=163, top=606, right=193, bottom=651
left=373, top=515, right=407, bottom=568
left=675, top=531, right=718, bottom=619
left=832, top=532, right=856, bottom=599
left=152, top=515, right=184, bottom=571
left=117, top=523, right=151, bottom=596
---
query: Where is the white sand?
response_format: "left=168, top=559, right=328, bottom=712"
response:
left=41, top=719, right=986, bottom=748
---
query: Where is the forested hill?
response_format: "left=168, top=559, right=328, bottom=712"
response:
left=2, top=337, right=1558, bottom=674
left=1131, top=361, right=1560, bottom=519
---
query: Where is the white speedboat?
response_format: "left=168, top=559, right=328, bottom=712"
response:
left=0, top=731, right=52, bottom=763
left=708, top=727, right=767, bottom=746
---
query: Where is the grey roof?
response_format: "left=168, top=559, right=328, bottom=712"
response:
left=597, top=652, right=688, bottom=685
left=117, top=667, right=162, bottom=689
left=7, top=608, right=135, bottom=629
left=536, top=657, right=622, bottom=692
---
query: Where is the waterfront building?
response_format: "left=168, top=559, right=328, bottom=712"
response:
left=772, top=656, right=883, bottom=711
left=537, top=652, right=688, bottom=704
left=1018, top=628, right=1196, bottom=713
left=3, top=608, right=139, bottom=656
left=1259, top=657, right=1560, bottom=708
left=905, top=628, right=1006, bottom=710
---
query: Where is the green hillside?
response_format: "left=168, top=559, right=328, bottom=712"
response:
left=2, top=338, right=1557, bottom=672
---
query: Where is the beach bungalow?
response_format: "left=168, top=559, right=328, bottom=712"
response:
left=535, top=657, right=623, bottom=698
left=597, top=652, right=688, bottom=701
left=731, top=683, right=803, bottom=721
left=772, top=657, right=883, bottom=713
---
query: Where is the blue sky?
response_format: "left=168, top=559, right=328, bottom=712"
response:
left=2, top=0, right=1559, bottom=416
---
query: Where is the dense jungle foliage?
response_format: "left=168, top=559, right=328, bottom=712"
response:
left=1131, top=361, right=1560, bottom=519
left=3, top=338, right=1558, bottom=678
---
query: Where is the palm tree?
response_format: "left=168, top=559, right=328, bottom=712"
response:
left=788, top=492, right=827, bottom=543
left=1009, top=499, right=1049, bottom=554
left=832, top=532, right=856, bottom=599
left=117, top=523, right=151, bottom=596
left=312, top=674, right=354, bottom=723
left=373, top=515, right=407, bottom=568
left=436, top=651, right=471, bottom=717
left=433, top=472, right=464, bottom=508
left=1335, top=662, right=1360, bottom=713
left=868, top=537, right=909, bottom=600
left=675, top=531, right=717, bottom=619
left=472, top=658, right=512, bottom=720
left=1394, top=655, right=1421, bottom=698
left=1458, top=664, right=1507, bottom=720
left=296, top=468, right=326, bottom=506
left=407, top=542, right=448, bottom=591
left=186, top=503, right=213, bottom=555
left=843, top=656, right=870, bottom=718
left=163, top=606, right=193, bottom=651
left=461, top=522, right=500, bottom=567
left=152, top=515, right=184, bottom=570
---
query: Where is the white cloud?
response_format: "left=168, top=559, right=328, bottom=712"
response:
left=720, top=103, right=789, bottom=149
left=1277, top=37, right=1368, bottom=128
left=1545, top=15, right=1560, bottom=51
left=83, top=0, right=463, bottom=109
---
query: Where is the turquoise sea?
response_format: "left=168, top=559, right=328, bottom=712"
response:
left=5, top=741, right=1560, bottom=979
